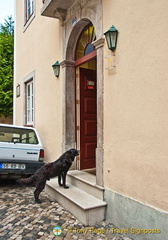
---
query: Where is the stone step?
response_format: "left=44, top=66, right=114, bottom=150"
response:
left=67, top=170, right=104, bottom=200
left=45, top=178, right=107, bottom=226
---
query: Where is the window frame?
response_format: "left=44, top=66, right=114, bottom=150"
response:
left=75, top=23, right=96, bottom=60
left=26, top=80, right=34, bottom=125
left=24, top=0, right=35, bottom=31
left=23, top=71, right=35, bottom=126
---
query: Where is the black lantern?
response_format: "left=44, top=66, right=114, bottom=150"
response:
left=104, top=25, right=118, bottom=51
left=52, top=61, right=60, bottom=77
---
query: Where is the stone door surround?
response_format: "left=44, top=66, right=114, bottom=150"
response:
left=61, top=0, right=104, bottom=186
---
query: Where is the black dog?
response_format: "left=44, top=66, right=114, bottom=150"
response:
left=18, top=149, right=79, bottom=203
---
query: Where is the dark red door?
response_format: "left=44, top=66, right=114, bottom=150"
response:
left=80, top=68, right=97, bottom=169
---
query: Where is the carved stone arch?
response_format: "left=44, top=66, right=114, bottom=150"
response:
left=66, top=18, right=94, bottom=61
left=61, top=15, right=104, bottom=186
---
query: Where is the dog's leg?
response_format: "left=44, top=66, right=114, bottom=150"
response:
left=62, top=172, right=69, bottom=189
left=34, top=181, right=46, bottom=203
left=58, top=174, right=63, bottom=186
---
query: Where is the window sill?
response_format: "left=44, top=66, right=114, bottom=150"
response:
left=24, top=124, right=34, bottom=127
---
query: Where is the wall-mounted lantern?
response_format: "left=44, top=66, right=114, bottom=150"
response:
left=52, top=61, right=60, bottom=78
left=104, top=25, right=118, bottom=51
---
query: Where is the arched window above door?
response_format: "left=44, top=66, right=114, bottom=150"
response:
left=75, top=24, right=96, bottom=60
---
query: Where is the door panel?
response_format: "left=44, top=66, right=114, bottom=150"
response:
left=85, top=120, right=97, bottom=136
left=84, top=98, right=96, bottom=114
left=80, top=68, right=97, bottom=169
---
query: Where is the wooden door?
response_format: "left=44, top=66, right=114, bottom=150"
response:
left=80, top=68, right=97, bottom=169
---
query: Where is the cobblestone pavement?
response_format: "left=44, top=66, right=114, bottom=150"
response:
left=0, top=180, right=133, bottom=240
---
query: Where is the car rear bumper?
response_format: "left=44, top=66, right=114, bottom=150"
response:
left=0, top=159, right=45, bottom=179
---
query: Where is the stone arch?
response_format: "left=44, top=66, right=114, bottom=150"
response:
left=66, top=18, right=94, bottom=61
left=61, top=15, right=104, bottom=186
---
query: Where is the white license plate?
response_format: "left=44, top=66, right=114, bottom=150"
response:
left=1, top=163, right=26, bottom=170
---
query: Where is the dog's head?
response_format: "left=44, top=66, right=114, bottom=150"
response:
left=67, top=148, right=79, bottom=160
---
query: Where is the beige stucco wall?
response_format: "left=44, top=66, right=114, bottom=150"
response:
left=14, top=0, right=168, bottom=214
left=103, top=0, right=168, bottom=212
left=14, top=0, right=63, bottom=161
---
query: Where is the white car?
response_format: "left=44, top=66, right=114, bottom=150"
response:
left=0, top=124, right=45, bottom=179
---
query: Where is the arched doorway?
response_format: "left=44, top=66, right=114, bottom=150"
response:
left=75, top=23, right=97, bottom=170
left=62, top=17, right=104, bottom=186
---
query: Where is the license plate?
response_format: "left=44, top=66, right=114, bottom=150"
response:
left=0, top=163, right=26, bottom=170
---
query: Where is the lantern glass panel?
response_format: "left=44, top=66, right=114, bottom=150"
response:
left=52, top=61, right=60, bottom=77
left=53, top=66, right=60, bottom=77
left=110, top=31, right=117, bottom=49
left=105, top=32, right=111, bottom=50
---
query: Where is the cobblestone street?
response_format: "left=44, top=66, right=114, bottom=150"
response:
left=0, top=180, right=132, bottom=240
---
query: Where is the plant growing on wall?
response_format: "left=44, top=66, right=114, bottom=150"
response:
left=0, top=16, right=14, bottom=117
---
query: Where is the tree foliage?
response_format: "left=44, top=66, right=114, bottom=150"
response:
left=0, top=16, right=14, bottom=117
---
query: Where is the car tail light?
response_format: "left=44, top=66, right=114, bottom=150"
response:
left=39, top=149, right=44, bottom=161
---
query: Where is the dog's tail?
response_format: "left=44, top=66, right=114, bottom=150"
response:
left=17, top=175, right=36, bottom=186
